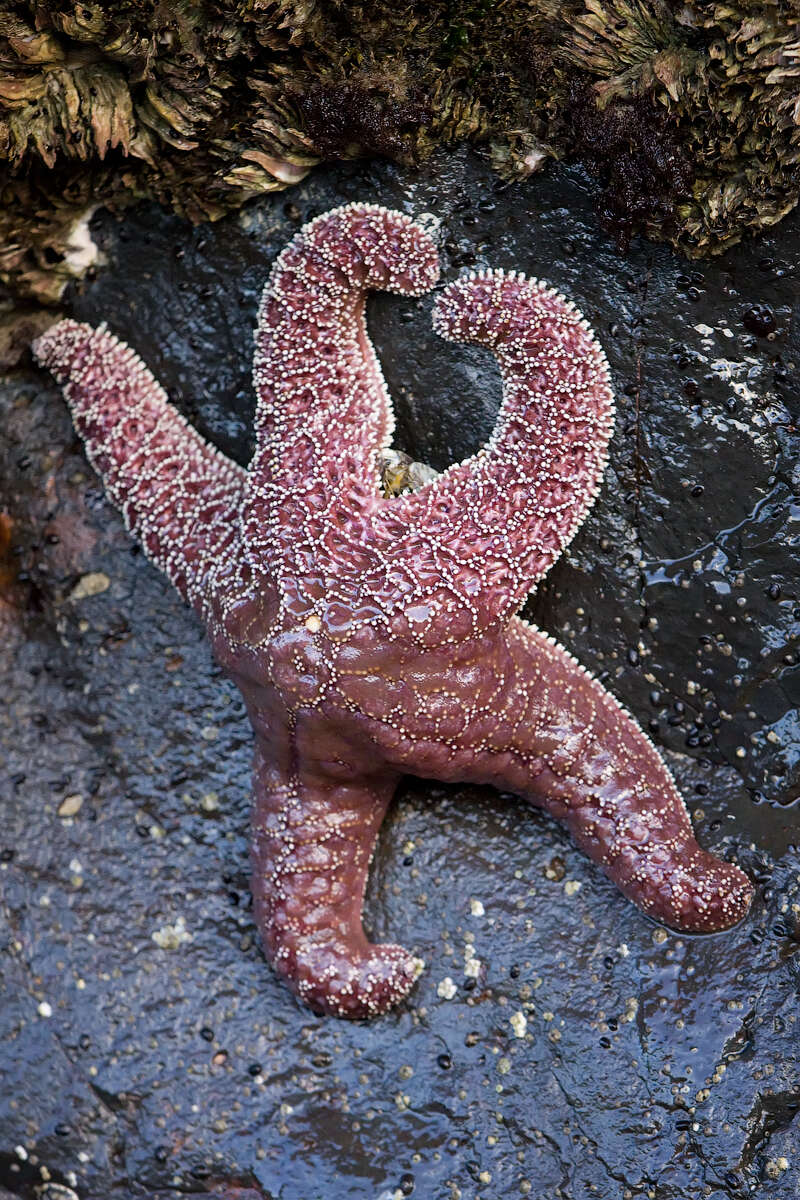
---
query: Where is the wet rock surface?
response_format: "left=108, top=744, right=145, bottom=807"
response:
left=1, top=151, right=799, bottom=1198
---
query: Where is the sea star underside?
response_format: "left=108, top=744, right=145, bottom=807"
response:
left=33, top=203, right=754, bottom=1018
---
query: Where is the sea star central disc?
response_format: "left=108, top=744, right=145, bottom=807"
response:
left=34, top=203, right=753, bottom=1017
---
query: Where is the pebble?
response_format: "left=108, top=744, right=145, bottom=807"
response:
left=68, top=572, right=110, bottom=602
left=58, top=793, right=83, bottom=817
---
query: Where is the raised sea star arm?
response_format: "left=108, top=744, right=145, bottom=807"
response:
left=363, top=617, right=753, bottom=933
left=248, top=726, right=421, bottom=1016
left=32, top=319, right=245, bottom=618
left=243, top=203, right=440, bottom=559
left=372, top=271, right=615, bottom=641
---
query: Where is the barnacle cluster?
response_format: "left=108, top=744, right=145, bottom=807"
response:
left=563, top=1, right=800, bottom=252
left=1, top=0, right=798, bottom=301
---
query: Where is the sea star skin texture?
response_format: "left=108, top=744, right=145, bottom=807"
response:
left=34, top=203, right=753, bottom=1018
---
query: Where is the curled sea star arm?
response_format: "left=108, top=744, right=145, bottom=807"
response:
left=372, top=271, right=615, bottom=642
left=360, top=618, right=753, bottom=934
left=249, top=725, right=421, bottom=1017
left=243, top=203, right=440, bottom=560
left=32, top=319, right=245, bottom=618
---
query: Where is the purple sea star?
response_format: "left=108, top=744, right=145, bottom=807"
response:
left=34, top=203, right=753, bottom=1018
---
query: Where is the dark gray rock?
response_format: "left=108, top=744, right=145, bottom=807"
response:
left=1, top=151, right=799, bottom=1199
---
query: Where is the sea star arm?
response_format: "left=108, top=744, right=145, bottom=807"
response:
left=356, top=618, right=753, bottom=934
left=373, top=271, right=615, bottom=642
left=33, top=319, right=245, bottom=618
left=249, top=723, right=420, bottom=1017
left=242, top=204, right=439, bottom=557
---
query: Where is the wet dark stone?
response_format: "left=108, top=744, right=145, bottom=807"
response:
left=2, top=151, right=800, bottom=1199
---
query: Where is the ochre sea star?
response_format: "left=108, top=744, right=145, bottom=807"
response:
left=34, top=203, right=753, bottom=1017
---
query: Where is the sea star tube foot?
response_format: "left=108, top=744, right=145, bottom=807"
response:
left=33, top=202, right=753, bottom=1018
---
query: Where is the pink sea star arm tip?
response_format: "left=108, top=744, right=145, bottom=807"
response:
left=32, top=318, right=245, bottom=618
left=35, top=202, right=753, bottom=1019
